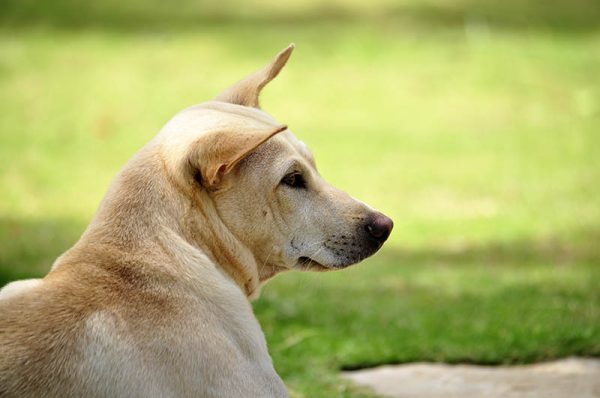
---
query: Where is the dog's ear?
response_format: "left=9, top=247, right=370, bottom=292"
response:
left=193, top=124, right=287, bottom=188
left=215, top=44, right=294, bottom=108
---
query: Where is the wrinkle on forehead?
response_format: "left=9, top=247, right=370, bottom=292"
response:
left=240, top=130, right=316, bottom=173
left=279, top=131, right=316, bottom=168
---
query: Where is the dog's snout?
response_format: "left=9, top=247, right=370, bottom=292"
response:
left=365, top=213, right=393, bottom=243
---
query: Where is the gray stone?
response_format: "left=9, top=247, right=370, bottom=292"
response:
left=343, top=357, right=600, bottom=398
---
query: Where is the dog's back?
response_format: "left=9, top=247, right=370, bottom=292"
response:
left=0, top=252, right=288, bottom=398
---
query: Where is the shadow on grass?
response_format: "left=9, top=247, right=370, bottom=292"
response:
left=0, top=217, right=85, bottom=286
left=2, top=0, right=599, bottom=33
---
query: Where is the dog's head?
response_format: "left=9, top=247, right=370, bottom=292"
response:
left=158, top=45, right=392, bottom=283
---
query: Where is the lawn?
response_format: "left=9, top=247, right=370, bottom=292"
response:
left=1, top=0, right=599, bottom=397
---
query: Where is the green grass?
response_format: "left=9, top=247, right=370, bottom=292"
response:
left=1, top=0, right=600, bottom=397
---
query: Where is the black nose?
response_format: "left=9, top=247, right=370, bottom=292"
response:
left=365, top=213, right=394, bottom=242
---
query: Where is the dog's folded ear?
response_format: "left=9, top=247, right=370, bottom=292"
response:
left=215, top=44, right=294, bottom=108
left=192, top=124, right=288, bottom=188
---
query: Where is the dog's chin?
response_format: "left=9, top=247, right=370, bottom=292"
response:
left=294, top=257, right=335, bottom=272
left=294, top=243, right=386, bottom=271
left=294, top=257, right=356, bottom=272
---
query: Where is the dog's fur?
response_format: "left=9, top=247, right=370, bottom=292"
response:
left=0, top=45, right=393, bottom=397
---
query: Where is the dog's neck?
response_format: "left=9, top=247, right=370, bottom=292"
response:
left=58, top=147, right=264, bottom=299
left=183, top=189, right=263, bottom=298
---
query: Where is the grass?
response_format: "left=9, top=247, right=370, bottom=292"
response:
left=1, top=0, right=600, bottom=397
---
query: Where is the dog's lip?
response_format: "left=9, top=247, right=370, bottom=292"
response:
left=296, top=256, right=332, bottom=272
left=295, top=256, right=360, bottom=271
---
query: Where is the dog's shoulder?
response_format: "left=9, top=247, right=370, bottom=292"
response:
left=0, top=273, right=86, bottom=397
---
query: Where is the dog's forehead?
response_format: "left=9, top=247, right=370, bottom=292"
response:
left=261, top=130, right=314, bottom=166
left=239, top=129, right=315, bottom=175
left=162, top=101, right=315, bottom=168
left=280, top=131, right=313, bottom=161
left=192, top=102, right=315, bottom=166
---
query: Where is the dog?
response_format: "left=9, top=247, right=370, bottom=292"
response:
left=0, top=44, right=393, bottom=397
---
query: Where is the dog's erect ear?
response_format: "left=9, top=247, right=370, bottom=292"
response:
left=215, top=44, right=294, bottom=108
left=193, top=124, right=287, bottom=188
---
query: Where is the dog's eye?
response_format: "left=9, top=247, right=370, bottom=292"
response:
left=281, top=172, right=306, bottom=189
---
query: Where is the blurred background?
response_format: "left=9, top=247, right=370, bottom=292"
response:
left=1, top=0, right=599, bottom=397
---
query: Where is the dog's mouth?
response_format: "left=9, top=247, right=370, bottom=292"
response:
left=295, top=245, right=381, bottom=271
left=295, top=256, right=332, bottom=272
left=295, top=256, right=359, bottom=272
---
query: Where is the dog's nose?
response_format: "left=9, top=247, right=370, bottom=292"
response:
left=365, top=213, right=394, bottom=243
